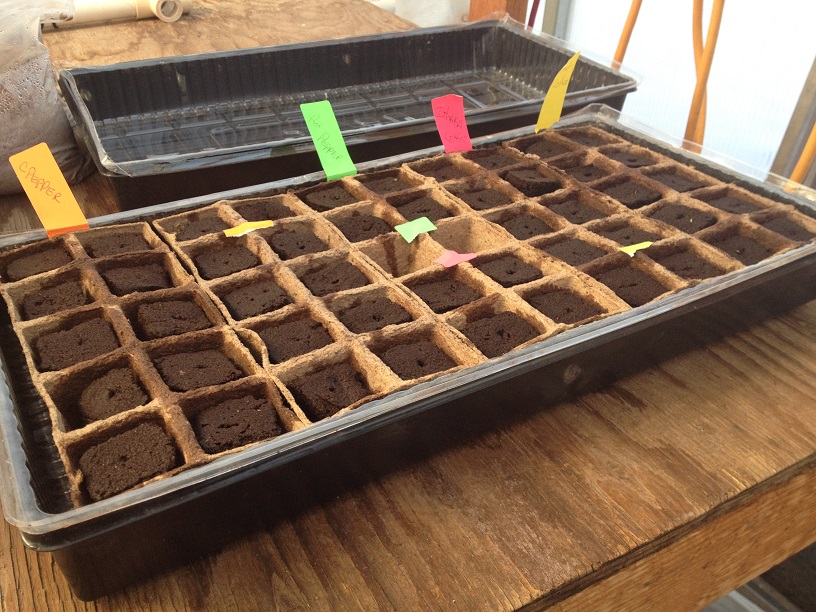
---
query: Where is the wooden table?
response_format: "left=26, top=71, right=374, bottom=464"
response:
left=2, top=1, right=816, bottom=609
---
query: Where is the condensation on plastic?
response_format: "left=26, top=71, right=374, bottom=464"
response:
left=57, top=17, right=639, bottom=180
left=0, top=0, right=94, bottom=195
left=0, top=105, right=814, bottom=546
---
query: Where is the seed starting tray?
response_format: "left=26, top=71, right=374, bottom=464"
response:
left=0, top=106, right=814, bottom=598
left=57, top=19, right=637, bottom=209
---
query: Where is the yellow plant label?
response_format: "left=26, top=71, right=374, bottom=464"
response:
left=536, top=51, right=581, bottom=133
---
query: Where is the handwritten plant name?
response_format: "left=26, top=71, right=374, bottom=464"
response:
left=17, top=161, right=62, bottom=203
left=304, top=113, right=342, bottom=161
left=551, top=73, right=572, bottom=90
left=316, top=132, right=346, bottom=161
left=433, top=106, right=470, bottom=144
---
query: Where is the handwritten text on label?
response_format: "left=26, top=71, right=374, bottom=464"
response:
left=536, top=51, right=581, bottom=133
left=431, top=94, right=473, bottom=153
left=9, top=142, right=89, bottom=237
left=300, top=101, right=357, bottom=181
left=16, top=161, right=62, bottom=203
left=315, top=130, right=347, bottom=162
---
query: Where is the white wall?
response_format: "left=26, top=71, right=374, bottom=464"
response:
left=393, top=0, right=469, bottom=27
left=367, top=0, right=814, bottom=174
left=561, top=1, right=816, bottom=174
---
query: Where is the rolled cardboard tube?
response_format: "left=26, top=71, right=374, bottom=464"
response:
left=684, top=0, right=725, bottom=144
left=66, top=0, right=191, bottom=26
left=789, top=120, right=816, bottom=185
left=613, top=0, right=642, bottom=67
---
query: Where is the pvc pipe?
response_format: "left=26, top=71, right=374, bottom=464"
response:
left=66, top=0, right=191, bottom=25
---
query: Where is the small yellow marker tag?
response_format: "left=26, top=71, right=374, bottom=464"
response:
left=9, top=143, right=89, bottom=237
left=536, top=51, right=581, bottom=133
left=224, top=220, right=275, bottom=237
left=619, top=241, right=653, bottom=257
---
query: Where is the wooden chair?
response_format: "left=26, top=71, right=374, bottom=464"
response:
left=467, top=0, right=527, bottom=23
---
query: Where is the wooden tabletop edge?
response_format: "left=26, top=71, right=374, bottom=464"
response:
left=522, top=453, right=816, bottom=610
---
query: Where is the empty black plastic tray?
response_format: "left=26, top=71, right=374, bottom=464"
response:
left=58, top=20, right=637, bottom=209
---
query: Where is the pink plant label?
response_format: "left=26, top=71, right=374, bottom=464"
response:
left=431, top=94, right=473, bottom=153
left=434, top=250, right=477, bottom=267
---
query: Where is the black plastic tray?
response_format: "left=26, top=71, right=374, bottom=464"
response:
left=1, top=106, right=814, bottom=599
left=58, top=20, right=637, bottom=210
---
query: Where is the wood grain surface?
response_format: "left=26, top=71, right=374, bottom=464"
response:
left=1, top=297, right=815, bottom=610
left=2, top=1, right=816, bottom=609
left=551, top=459, right=816, bottom=611
left=43, top=0, right=416, bottom=68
